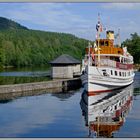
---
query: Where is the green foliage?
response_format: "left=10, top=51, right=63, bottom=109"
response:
left=0, top=17, right=89, bottom=68
left=122, top=32, right=140, bottom=64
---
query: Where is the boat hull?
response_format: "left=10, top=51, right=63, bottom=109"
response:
left=81, top=65, right=135, bottom=95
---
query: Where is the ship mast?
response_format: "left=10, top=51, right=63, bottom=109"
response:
left=88, top=42, right=91, bottom=66
left=97, top=14, right=101, bottom=67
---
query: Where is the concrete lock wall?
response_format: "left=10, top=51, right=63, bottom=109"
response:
left=0, top=80, right=62, bottom=94
left=0, top=78, right=81, bottom=95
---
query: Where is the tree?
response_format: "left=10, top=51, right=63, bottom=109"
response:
left=0, top=47, right=5, bottom=68
left=122, top=32, right=140, bottom=64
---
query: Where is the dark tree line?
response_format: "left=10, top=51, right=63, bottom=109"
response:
left=122, top=32, right=140, bottom=64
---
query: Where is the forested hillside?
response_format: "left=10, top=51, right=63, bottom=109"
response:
left=0, top=17, right=88, bottom=68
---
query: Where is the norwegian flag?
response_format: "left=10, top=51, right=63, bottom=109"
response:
left=96, top=21, right=103, bottom=32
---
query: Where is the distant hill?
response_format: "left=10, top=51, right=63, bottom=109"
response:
left=0, top=17, right=89, bottom=68
left=0, top=17, right=28, bottom=30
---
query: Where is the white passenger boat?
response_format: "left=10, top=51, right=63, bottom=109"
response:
left=81, top=16, right=135, bottom=96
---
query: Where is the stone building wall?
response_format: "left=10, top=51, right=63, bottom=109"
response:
left=51, top=64, right=80, bottom=78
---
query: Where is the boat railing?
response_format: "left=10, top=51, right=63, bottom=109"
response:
left=83, top=57, right=133, bottom=69
left=99, top=59, right=116, bottom=68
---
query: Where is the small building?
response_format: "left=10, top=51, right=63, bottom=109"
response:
left=50, top=54, right=81, bottom=79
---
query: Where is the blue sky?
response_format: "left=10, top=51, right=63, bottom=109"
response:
left=0, top=3, right=140, bottom=42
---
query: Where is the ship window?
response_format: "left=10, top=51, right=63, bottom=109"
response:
left=115, top=71, right=117, bottom=76
left=118, top=51, right=121, bottom=54
left=100, top=41, right=104, bottom=46
left=102, top=70, right=108, bottom=76
left=119, top=72, right=121, bottom=76
left=111, top=70, right=113, bottom=75
left=105, top=41, right=109, bottom=46
left=115, top=105, right=117, bottom=110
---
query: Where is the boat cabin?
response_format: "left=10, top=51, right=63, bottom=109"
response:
left=95, top=39, right=123, bottom=55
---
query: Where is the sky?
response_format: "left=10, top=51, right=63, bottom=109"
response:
left=0, top=3, right=140, bottom=42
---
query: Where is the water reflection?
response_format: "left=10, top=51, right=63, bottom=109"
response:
left=0, top=76, right=50, bottom=85
left=0, top=67, right=51, bottom=85
left=51, top=91, right=75, bottom=101
left=0, top=87, right=75, bottom=103
left=80, top=85, right=134, bottom=138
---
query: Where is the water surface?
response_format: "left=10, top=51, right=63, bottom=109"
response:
left=0, top=72, right=140, bottom=138
left=0, top=89, right=87, bottom=138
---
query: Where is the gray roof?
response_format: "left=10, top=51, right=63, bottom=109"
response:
left=50, top=54, right=80, bottom=65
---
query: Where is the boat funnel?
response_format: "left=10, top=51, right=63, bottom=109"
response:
left=106, top=30, right=114, bottom=40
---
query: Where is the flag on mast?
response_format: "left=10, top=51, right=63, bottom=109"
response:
left=96, top=21, right=103, bottom=32
left=96, top=13, right=103, bottom=32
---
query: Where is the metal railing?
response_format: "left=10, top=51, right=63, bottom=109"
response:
left=97, top=59, right=116, bottom=68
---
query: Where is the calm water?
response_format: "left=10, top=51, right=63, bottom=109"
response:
left=0, top=66, right=51, bottom=85
left=0, top=72, right=140, bottom=138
